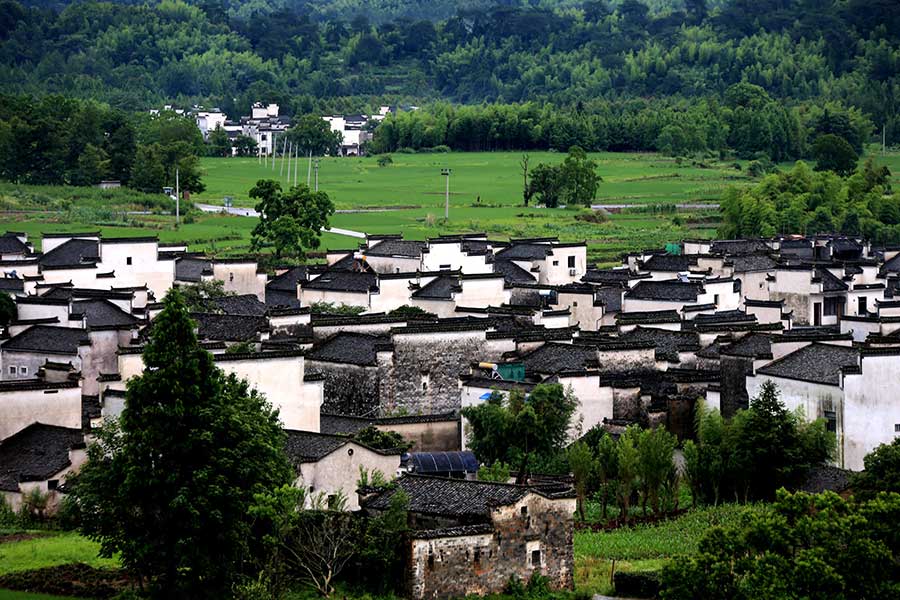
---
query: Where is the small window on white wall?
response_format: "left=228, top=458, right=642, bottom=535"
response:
left=19, top=366, right=27, bottom=375
left=126, top=257, right=132, bottom=265
left=895, top=423, right=900, bottom=433
left=8, top=366, right=16, bottom=375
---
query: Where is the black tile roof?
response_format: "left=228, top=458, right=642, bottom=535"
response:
left=306, top=332, right=390, bottom=366
left=582, top=269, right=641, bottom=284
left=815, top=267, right=849, bottom=292
left=0, top=423, right=84, bottom=492
left=493, top=259, right=537, bottom=284
left=175, top=257, right=212, bottom=282
left=319, top=413, right=375, bottom=436
left=284, top=430, right=350, bottom=464
left=411, top=275, right=459, bottom=300
left=364, top=474, right=532, bottom=519
left=365, top=239, right=426, bottom=258
left=710, top=239, right=770, bottom=255
left=265, top=288, right=301, bottom=309
left=718, top=332, right=773, bottom=359
left=615, top=309, right=681, bottom=325
left=1, top=325, right=88, bottom=354
left=693, top=310, right=756, bottom=325
left=192, top=313, right=269, bottom=342
left=594, top=286, right=624, bottom=312
left=304, top=270, right=378, bottom=293
left=211, top=294, right=268, bottom=316
left=39, top=239, right=99, bottom=268
left=625, top=280, right=701, bottom=302
left=729, top=253, right=778, bottom=272
left=267, top=266, right=307, bottom=291
left=641, top=254, right=698, bottom=272
left=756, top=343, right=859, bottom=385
left=71, top=299, right=138, bottom=328
left=0, top=233, right=29, bottom=254
left=0, top=277, right=24, bottom=292
left=619, top=327, right=701, bottom=362
left=519, top=342, right=597, bottom=374
left=494, top=243, right=552, bottom=261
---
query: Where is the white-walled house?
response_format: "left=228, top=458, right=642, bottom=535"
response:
left=285, top=430, right=402, bottom=510
left=115, top=348, right=323, bottom=433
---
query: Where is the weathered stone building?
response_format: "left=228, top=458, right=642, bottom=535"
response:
left=362, top=475, right=576, bottom=600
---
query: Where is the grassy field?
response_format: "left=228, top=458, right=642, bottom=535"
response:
left=573, top=503, right=751, bottom=595
left=1, top=149, right=896, bottom=264
left=0, top=533, right=117, bottom=576
left=195, top=151, right=752, bottom=209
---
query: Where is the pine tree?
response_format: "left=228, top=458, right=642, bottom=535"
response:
left=73, top=290, right=292, bottom=598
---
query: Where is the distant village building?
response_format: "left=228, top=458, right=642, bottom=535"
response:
left=323, top=106, right=406, bottom=156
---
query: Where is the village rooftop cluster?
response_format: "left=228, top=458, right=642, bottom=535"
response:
left=2, top=230, right=900, bottom=596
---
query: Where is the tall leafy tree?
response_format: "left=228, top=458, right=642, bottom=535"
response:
left=813, top=134, right=858, bottom=177
left=462, top=384, right=578, bottom=484
left=72, top=290, right=292, bottom=598
left=206, top=125, right=231, bottom=157
left=285, top=114, right=342, bottom=157
left=250, top=179, right=335, bottom=260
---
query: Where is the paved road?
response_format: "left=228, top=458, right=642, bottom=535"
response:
left=194, top=203, right=366, bottom=239
left=592, top=203, right=719, bottom=211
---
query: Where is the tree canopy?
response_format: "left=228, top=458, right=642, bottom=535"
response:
left=461, top=383, right=578, bottom=483
left=719, top=159, right=898, bottom=241
left=660, top=489, right=900, bottom=600
left=71, top=290, right=292, bottom=598
left=0, top=0, right=896, bottom=145
left=249, top=179, right=335, bottom=260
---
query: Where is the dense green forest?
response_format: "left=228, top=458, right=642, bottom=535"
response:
left=0, top=0, right=897, bottom=143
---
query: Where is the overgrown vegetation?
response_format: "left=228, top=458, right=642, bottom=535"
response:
left=719, top=158, right=897, bottom=241
left=660, top=490, right=900, bottom=599
left=682, top=381, right=835, bottom=504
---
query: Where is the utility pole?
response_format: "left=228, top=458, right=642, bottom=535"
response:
left=441, top=168, right=451, bottom=220
left=175, top=166, right=180, bottom=226
left=271, top=135, right=277, bottom=171
left=307, top=150, right=313, bottom=186
left=280, top=138, right=287, bottom=177
left=314, top=158, right=319, bottom=192
left=294, top=146, right=299, bottom=186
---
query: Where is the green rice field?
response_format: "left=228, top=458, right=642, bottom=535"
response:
left=0, top=149, right=896, bottom=264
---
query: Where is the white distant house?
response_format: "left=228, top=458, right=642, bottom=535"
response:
left=187, top=102, right=290, bottom=156
left=194, top=108, right=228, bottom=139
left=323, top=106, right=401, bottom=156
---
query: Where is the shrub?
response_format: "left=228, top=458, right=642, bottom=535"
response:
left=377, top=154, right=393, bottom=167
left=0, top=494, right=16, bottom=526
left=615, top=571, right=661, bottom=598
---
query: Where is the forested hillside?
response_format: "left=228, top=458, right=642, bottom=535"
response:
left=0, top=0, right=897, bottom=144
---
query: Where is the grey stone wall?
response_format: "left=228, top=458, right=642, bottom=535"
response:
left=770, top=292, right=810, bottom=325
left=719, top=355, right=752, bottom=418
left=306, top=360, right=381, bottom=416
left=407, top=495, right=575, bottom=600
left=381, top=331, right=502, bottom=416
